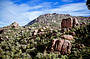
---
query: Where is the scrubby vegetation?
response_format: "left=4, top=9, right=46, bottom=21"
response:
left=0, top=22, right=90, bottom=59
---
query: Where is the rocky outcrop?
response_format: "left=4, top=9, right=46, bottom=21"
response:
left=50, top=39, right=72, bottom=55
left=61, top=17, right=79, bottom=29
left=61, top=18, right=73, bottom=29
left=61, top=40, right=71, bottom=54
left=61, top=35, right=74, bottom=40
left=73, top=18, right=79, bottom=27
left=32, top=27, right=48, bottom=36
left=10, top=22, right=19, bottom=28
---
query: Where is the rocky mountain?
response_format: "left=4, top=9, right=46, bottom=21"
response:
left=26, top=13, right=90, bottom=29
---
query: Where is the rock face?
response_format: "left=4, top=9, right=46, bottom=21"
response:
left=61, top=17, right=79, bottom=29
left=61, top=40, right=71, bottom=54
left=61, top=18, right=73, bottom=29
left=61, top=35, right=74, bottom=40
left=50, top=39, right=72, bottom=55
left=73, top=18, right=79, bottom=27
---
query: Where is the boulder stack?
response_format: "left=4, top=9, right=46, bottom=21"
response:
left=61, top=17, right=79, bottom=29
left=50, top=39, right=72, bottom=55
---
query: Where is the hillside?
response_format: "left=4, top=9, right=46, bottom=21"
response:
left=0, top=13, right=90, bottom=59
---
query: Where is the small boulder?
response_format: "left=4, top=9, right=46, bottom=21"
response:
left=61, top=35, right=74, bottom=40
left=32, top=29, right=38, bottom=36
left=10, top=22, right=19, bottom=28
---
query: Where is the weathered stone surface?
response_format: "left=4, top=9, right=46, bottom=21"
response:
left=61, top=40, right=71, bottom=54
left=61, top=35, right=74, bottom=40
left=61, top=17, right=79, bottom=29
left=50, top=39, right=72, bottom=55
left=73, top=18, right=79, bottom=27
left=54, top=39, right=64, bottom=51
left=51, top=39, right=58, bottom=51
left=61, top=18, right=73, bottom=29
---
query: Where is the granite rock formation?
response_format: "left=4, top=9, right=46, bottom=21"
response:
left=61, top=17, right=79, bottom=29
left=50, top=39, right=72, bottom=55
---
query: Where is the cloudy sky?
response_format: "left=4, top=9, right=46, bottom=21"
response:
left=0, top=0, right=90, bottom=27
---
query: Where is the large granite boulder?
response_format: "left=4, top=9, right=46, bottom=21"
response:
left=73, top=18, right=79, bottom=27
left=50, top=39, right=72, bottom=55
left=61, top=40, right=71, bottom=54
left=61, top=17, right=79, bottom=29
left=61, top=18, right=73, bottom=29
